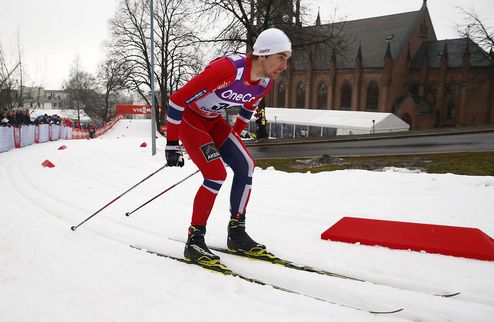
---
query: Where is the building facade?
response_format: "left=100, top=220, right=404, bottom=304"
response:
left=264, top=1, right=494, bottom=130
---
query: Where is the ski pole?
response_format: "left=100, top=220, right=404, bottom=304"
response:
left=70, top=164, right=169, bottom=231
left=125, top=169, right=200, bottom=217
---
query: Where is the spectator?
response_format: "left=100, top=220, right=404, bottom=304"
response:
left=1, top=110, right=11, bottom=127
left=6, top=109, right=20, bottom=127
left=63, top=118, right=73, bottom=127
left=88, top=123, right=96, bottom=138
left=19, top=108, right=33, bottom=125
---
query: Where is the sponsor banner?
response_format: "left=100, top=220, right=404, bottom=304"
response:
left=13, top=127, right=21, bottom=148
left=38, top=124, right=50, bottom=143
left=115, top=104, right=162, bottom=115
left=21, top=125, right=35, bottom=147
left=34, top=126, right=40, bottom=143
left=0, top=127, right=14, bottom=152
left=72, top=128, right=89, bottom=139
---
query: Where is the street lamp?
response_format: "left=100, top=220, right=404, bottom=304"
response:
left=150, top=0, right=157, bottom=155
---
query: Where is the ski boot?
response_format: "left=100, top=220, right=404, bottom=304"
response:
left=227, top=215, right=275, bottom=260
left=184, top=225, right=222, bottom=269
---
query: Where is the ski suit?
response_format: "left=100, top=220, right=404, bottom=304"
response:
left=166, top=54, right=273, bottom=226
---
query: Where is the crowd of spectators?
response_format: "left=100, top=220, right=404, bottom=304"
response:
left=33, top=113, right=62, bottom=125
left=0, top=108, right=104, bottom=138
left=0, top=108, right=65, bottom=127
left=1, top=108, right=34, bottom=127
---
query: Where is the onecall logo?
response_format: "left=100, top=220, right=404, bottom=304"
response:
left=220, top=90, right=256, bottom=103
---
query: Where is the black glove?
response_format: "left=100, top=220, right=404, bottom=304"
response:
left=165, top=140, right=184, bottom=167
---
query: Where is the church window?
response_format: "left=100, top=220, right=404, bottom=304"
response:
left=317, top=82, right=327, bottom=108
left=366, top=81, right=379, bottom=111
left=296, top=81, right=305, bottom=108
left=277, top=82, right=286, bottom=107
left=447, top=100, right=456, bottom=118
left=340, top=82, right=352, bottom=110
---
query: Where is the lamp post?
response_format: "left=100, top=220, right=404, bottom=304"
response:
left=150, top=0, right=157, bottom=155
left=274, top=115, right=277, bottom=138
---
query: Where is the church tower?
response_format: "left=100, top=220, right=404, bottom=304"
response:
left=253, top=0, right=301, bottom=28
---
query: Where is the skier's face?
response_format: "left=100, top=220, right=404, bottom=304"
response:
left=261, top=51, right=291, bottom=79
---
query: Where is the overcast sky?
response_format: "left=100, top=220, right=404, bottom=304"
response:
left=1, top=0, right=492, bottom=89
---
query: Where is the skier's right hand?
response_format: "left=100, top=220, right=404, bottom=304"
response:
left=165, top=140, right=184, bottom=167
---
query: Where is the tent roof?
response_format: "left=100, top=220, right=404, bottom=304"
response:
left=30, top=109, right=92, bottom=122
left=258, top=107, right=410, bottom=132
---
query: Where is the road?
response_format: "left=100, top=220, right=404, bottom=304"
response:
left=246, top=131, right=494, bottom=159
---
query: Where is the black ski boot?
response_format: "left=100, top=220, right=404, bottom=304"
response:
left=184, top=225, right=221, bottom=268
left=227, top=216, right=267, bottom=256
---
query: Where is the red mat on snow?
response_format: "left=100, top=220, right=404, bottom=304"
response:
left=321, top=217, right=494, bottom=261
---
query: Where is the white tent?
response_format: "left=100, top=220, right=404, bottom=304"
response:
left=258, top=107, right=409, bottom=136
left=30, top=109, right=92, bottom=122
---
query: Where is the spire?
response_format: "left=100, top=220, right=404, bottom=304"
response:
left=463, top=38, right=471, bottom=61
left=315, top=7, right=321, bottom=26
left=356, top=42, right=362, bottom=61
left=441, top=41, right=449, bottom=59
left=422, top=0, right=428, bottom=9
left=440, top=41, right=449, bottom=72
left=385, top=41, right=393, bottom=60
left=331, top=47, right=337, bottom=63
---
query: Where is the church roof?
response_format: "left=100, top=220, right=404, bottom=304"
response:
left=292, top=10, right=422, bottom=70
left=411, top=38, right=491, bottom=69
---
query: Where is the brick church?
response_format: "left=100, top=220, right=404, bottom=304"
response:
left=263, top=0, right=494, bottom=130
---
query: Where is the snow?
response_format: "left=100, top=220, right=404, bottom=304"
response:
left=1, top=119, right=493, bottom=322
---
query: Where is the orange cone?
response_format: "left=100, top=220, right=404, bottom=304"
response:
left=58, top=145, right=67, bottom=150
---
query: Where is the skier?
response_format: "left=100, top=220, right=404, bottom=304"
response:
left=165, top=28, right=291, bottom=267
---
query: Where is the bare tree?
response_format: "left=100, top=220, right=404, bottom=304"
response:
left=0, top=44, right=20, bottom=110
left=195, top=0, right=347, bottom=55
left=97, top=54, right=131, bottom=121
left=107, top=0, right=203, bottom=130
left=63, top=56, right=99, bottom=123
left=456, top=6, right=493, bottom=52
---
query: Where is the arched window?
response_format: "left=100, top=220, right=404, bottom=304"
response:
left=317, top=82, right=328, bottom=109
left=340, top=82, right=352, bottom=110
left=277, top=82, right=286, bottom=107
left=447, top=100, right=456, bottom=118
left=426, top=83, right=437, bottom=108
left=366, top=81, right=379, bottom=111
left=296, top=81, right=305, bottom=108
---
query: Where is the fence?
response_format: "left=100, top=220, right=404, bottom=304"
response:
left=0, top=115, right=123, bottom=153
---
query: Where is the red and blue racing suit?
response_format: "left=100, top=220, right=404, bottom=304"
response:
left=166, top=54, right=273, bottom=226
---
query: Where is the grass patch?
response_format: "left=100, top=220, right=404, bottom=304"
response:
left=254, top=152, right=494, bottom=176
